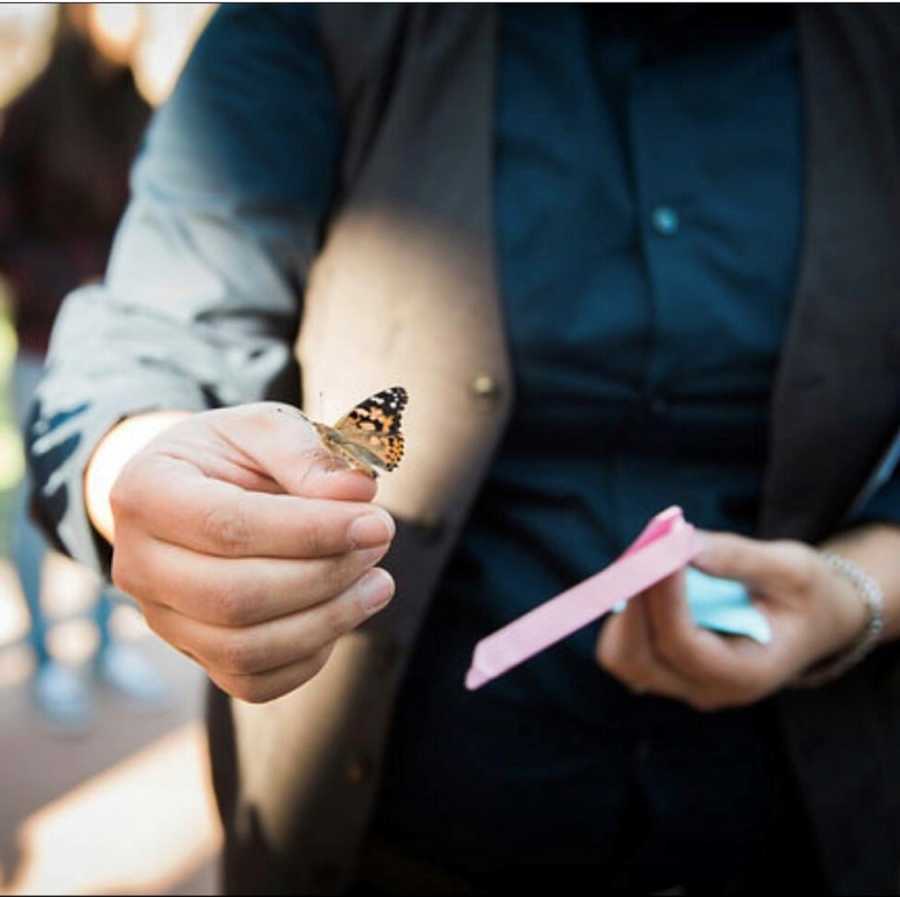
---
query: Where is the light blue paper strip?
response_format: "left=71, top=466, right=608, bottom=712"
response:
left=612, top=567, right=772, bottom=645
left=685, top=567, right=771, bottom=645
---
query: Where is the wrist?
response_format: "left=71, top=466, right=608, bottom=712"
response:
left=794, top=552, right=884, bottom=688
left=819, top=553, right=871, bottom=657
left=84, top=410, right=192, bottom=543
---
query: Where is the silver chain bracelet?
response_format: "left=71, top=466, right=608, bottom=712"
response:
left=792, top=552, right=884, bottom=688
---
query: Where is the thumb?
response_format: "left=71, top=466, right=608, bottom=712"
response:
left=223, top=402, right=378, bottom=502
left=692, top=529, right=801, bottom=596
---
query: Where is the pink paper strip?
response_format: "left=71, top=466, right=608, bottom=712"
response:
left=465, top=506, right=702, bottom=690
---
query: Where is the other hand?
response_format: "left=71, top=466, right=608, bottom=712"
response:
left=596, top=531, right=867, bottom=710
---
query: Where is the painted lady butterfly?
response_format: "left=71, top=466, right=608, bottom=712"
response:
left=309, top=386, right=407, bottom=478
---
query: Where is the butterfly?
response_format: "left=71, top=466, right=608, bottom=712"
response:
left=308, top=386, right=407, bottom=478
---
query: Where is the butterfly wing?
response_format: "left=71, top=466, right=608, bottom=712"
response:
left=330, top=386, right=407, bottom=474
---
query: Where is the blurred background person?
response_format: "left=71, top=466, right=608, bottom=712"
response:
left=0, top=6, right=221, bottom=896
left=0, top=3, right=166, bottom=732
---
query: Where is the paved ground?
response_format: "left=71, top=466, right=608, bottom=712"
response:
left=0, top=557, right=222, bottom=896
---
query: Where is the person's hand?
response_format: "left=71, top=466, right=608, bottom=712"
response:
left=596, top=531, right=869, bottom=710
left=99, top=403, right=397, bottom=703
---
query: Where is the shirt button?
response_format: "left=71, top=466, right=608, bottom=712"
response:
left=471, top=373, right=500, bottom=400
left=651, top=206, right=680, bottom=236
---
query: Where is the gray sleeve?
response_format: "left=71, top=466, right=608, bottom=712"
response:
left=26, top=3, right=340, bottom=575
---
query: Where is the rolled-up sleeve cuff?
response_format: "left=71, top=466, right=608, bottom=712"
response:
left=27, top=380, right=210, bottom=579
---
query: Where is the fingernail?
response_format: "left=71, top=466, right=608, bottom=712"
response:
left=358, top=568, right=394, bottom=613
left=356, top=544, right=390, bottom=566
left=349, top=512, right=395, bottom=549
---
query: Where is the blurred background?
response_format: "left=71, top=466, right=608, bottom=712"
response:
left=0, top=5, right=223, bottom=894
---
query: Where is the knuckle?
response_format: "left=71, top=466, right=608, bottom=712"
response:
left=215, top=671, right=270, bottom=704
left=773, top=540, right=817, bottom=594
left=247, top=403, right=280, bottom=434
left=210, top=582, right=246, bottom=626
left=320, top=597, right=357, bottom=639
left=287, top=627, right=318, bottom=663
left=220, top=633, right=261, bottom=675
left=233, top=674, right=284, bottom=705
left=242, top=686, right=274, bottom=705
left=299, top=514, right=329, bottom=557
left=230, top=676, right=266, bottom=704
left=210, top=576, right=262, bottom=627
left=201, top=503, right=251, bottom=556
left=108, top=473, right=136, bottom=523
left=110, top=547, right=145, bottom=604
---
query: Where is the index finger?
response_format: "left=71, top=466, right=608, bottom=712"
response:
left=121, top=454, right=395, bottom=558
left=643, top=569, right=761, bottom=684
left=692, top=530, right=814, bottom=596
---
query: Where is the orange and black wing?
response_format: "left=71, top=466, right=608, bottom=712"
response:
left=333, top=386, right=407, bottom=471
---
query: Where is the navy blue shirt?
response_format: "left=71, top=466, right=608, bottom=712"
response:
left=393, top=6, right=803, bottom=727
left=371, top=6, right=849, bottom=886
